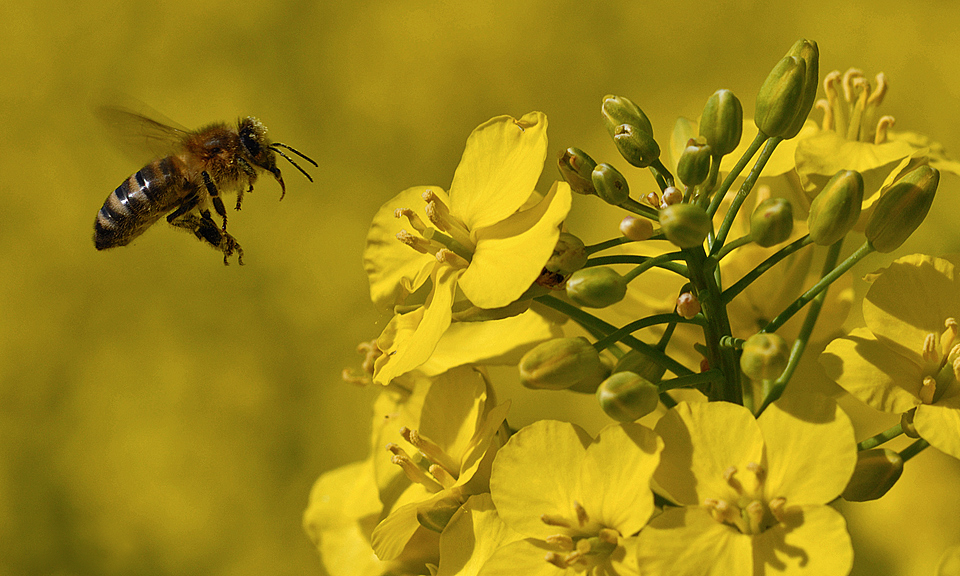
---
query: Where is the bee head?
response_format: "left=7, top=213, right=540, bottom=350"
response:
left=237, top=116, right=318, bottom=200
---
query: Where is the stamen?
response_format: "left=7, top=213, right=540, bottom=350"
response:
left=545, top=552, right=567, bottom=569
left=824, top=71, right=847, bottom=135
left=816, top=99, right=834, bottom=131
left=396, top=230, right=434, bottom=254
left=723, top=466, right=743, bottom=493
left=436, top=248, right=470, bottom=269
left=846, top=77, right=869, bottom=141
left=704, top=498, right=736, bottom=524
left=545, top=534, right=574, bottom=550
left=842, top=69, right=865, bottom=103
left=400, top=426, right=460, bottom=479
left=598, top=528, right=619, bottom=545
left=576, top=538, right=592, bottom=554
left=875, top=116, right=895, bottom=144
left=923, top=333, right=939, bottom=362
left=768, top=497, right=788, bottom=523
left=919, top=376, right=937, bottom=404
left=574, top=501, right=590, bottom=527
left=428, top=464, right=457, bottom=489
left=746, top=461, right=766, bottom=485
left=387, top=445, right=444, bottom=492
left=395, top=208, right=428, bottom=234
left=745, top=500, right=765, bottom=531
left=941, top=319, right=958, bottom=360
left=867, top=73, right=888, bottom=106
left=953, top=357, right=960, bottom=382
left=541, top=514, right=573, bottom=528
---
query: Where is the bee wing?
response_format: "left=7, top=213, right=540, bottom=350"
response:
left=95, top=104, right=192, bottom=162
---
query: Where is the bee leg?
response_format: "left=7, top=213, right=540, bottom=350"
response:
left=235, top=184, right=253, bottom=211
left=201, top=171, right=229, bottom=231
left=166, top=191, right=201, bottom=224
left=169, top=209, right=244, bottom=266
left=236, top=158, right=257, bottom=211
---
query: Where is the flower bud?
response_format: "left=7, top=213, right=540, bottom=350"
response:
left=740, top=333, right=790, bottom=380
left=807, top=170, right=864, bottom=246
left=558, top=147, right=598, bottom=195
left=613, top=350, right=667, bottom=383
left=660, top=186, right=683, bottom=207
left=519, top=337, right=602, bottom=391
left=865, top=165, right=940, bottom=253
left=659, top=203, right=711, bottom=249
left=755, top=39, right=819, bottom=139
left=750, top=197, right=794, bottom=247
left=841, top=448, right=904, bottom=502
left=596, top=372, right=660, bottom=422
left=676, top=291, right=701, bottom=319
left=592, top=163, right=630, bottom=206
left=677, top=139, right=712, bottom=187
left=699, top=89, right=743, bottom=157
left=566, top=267, right=628, bottom=308
left=602, top=94, right=653, bottom=138
left=619, top=216, right=654, bottom=241
left=613, top=124, right=661, bottom=169
left=545, top=232, right=588, bottom=276
left=417, top=492, right=465, bottom=532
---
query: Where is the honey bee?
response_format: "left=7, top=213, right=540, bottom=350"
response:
left=94, top=108, right=317, bottom=265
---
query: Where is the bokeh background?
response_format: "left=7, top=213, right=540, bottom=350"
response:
left=1, top=0, right=959, bottom=575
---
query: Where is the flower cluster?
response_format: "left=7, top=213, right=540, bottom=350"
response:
left=305, top=39, right=959, bottom=575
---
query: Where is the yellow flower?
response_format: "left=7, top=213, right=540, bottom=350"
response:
left=479, top=420, right=662, bottom=575
left=821, top=254, right=960, bottom=459
left=364, top=112, right=572, bottom=385
left=435, top=494, right=524, bottom=576
left=636, top=395, right=857, bottom=575
left=370, top=366, right=510, bottom=561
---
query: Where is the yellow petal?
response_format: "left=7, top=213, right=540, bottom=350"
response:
left=370, top=488, right=435, bottom=561
left=459, top=181, right=572, bottom=309
left=373, top=265, right=462, bottom=385
left=795, top=130, right=916, bottom=194
left=653, top=402, right=764, bottom=506
left=437, top=494, right=523, bottom=576
left=636, top=507, right=753, bottom=576
left=757, top=395, right=856, bottom=504
left=752, top=505, right=853, bottom=576
left=365, top=186, right=448, bottom=309
left=449, top=112, right=549, bottom=231
left=417, top=366, right=489, bottom=465
left=915, top=387, right=960, bottom=460
left=476, top=540, right=567, bottom=576
left=579, top=423, right=662, bottom=535
left=820, top=328, right=922, bottom=414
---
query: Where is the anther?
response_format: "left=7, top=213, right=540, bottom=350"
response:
left=815, top=99, right=834, bottom=131
left=867, top=72, right=888, bottom=106
left=875, top=116, right=895, bottom=144
left=574, top=501, right=590, bottom=527
left=388, top=449, right=443, bottom=492
left=396, top=230, right=434, bottom=254
left=704, top=498, right=736, bottom=524
left=923, top=333, right=939, bottom=363
left=723, top=466, right=743, bottom=493
left=746, top=461, right=767, bottom=485
left=941, top=319, right=958, bottom=359
left=842, top=69, right=865, bottom=102
left=919, top=376, right=937, bottom=405
left=541, top=514, right=573, bottom=528
left=395, top=208, right=428, bottom=234
left=745, top=500, right=765, bottom=529
left=598, top=528, right=619, bottom=545
left=768, top=497, right=788, bottom=523
left=545, top=552, right=567, bottom=569
left=545, top=534, right=574, bottom=550
left=436, top=248, right=470, bottom=269
left=400, top=426, right=460, bottom=479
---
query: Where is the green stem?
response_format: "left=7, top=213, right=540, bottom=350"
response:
left=756, top=240, right=844, bottom=414
left=592, top=314, right=702, bottom=351
left=857, top=423, right=904, bottom=451
left=585, top=236, right=634, bottom=255
left=659, top=392, right=678, bottom=408
left=650, top=158, right=675, bottom=189
left=585, top=255, right=688, bottom=277
left=722, top=235, right=813, bottom=304
left=713, top=234, right=754, bottom=260
left=706, top=132, right=767, bottom=219
left=534, top=295, right=693, bottom=377
left=761, top=241, right=874, bottom=335
left=899, top=438, right=930, bottom=462
left=619, top=198, right=660, bottom=220
left=711, top=136, right=782, bottom=254
left=659, top=369, right=724, bottom=392
left=623, top=252, right=687, bottom=283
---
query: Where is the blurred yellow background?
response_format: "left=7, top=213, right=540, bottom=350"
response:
left=1, top=0, right=958, bottom=575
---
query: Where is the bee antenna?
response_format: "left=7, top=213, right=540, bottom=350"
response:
left=269, top=145, right=315, bottom=182
left=270, top=142, right=318, bottom=167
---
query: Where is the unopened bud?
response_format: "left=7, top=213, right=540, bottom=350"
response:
left=596, top=372, right=660, bottom=422
left=807, top=170, right=864, bottom=246
left=740, top=333, right=790, bottom=381
left=566, top=267, right=628, bottom=308
left=520, top=337, right=603, bottom=391
left=417, top=492, right=465, bottom=532
left=602, top=95, right=653, bottom=138
left=558, top=148, right=598, bottom=195
left=545, top=232, right=588, bottom=276
left=620, top=216, right=655, bottom=241
left=677, top=139, right=712, bottom=187
left=750, top=197, right=794, bottom=247
left=613, top=124, right=661, bottom=169
left=660, top=186, right=683, bottom=207
left=592, top=163, right=630, bottom=205
left=755, top=39, right=819, bottom=139
left=699, top=89, right=743, bottom=157
left=676, top=291, right=701, bottom=319
left=865, top=165, right=940, bottom=253
left=659, top=203, right=711, bottom=249
left=841, top=448, right=904, bottom=502
left=613, top=350, right=666, bottom=384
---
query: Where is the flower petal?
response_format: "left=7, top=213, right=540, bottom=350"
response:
left=459, top=181, right=572, bottom=309
left=580, top=423, right=662, bottom=535
left=751, top=505, right=853, bottom=576
left=795, top=130, right=916, bottom=196
left=757, top=395, right=856, bottom=504
left=365, top=186, right=447, bottom=308
left=636, top=507, right=753, bottom=576
left=915, top=386, right=960, bottom=460
left=449, top=112, right=549, bottom=231
left=820, top=328, right=922, bottom=414
left=373, top=265, right=462, bottom=385
left=476, top=540, right=566, bottom=576
left=490, top=420, right=592, bottom=539
left=653, top=402, right=764, bottom=506
left=437, top=494, right=523, bottom=576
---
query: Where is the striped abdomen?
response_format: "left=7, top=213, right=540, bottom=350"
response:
left=94, top=156, right=191, bottom=250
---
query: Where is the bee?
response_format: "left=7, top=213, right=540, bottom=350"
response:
left=94, top=108, right=317, bottom=265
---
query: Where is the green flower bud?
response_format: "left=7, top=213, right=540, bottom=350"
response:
left=740, top=333, right=790, bottom=381
left=558, top=147, right=598, bottom=195
left=596, top=372, right=660, bottom=422
left=659, top=203, right=711, bottom=249
left=519, top=337, right=602, bottom=391
left=750, top=197, right=794, bottom=247
left=613, top=124, right=660, bottom=169
left=755, top=39, right=819, bottom=139
left=865, top=165, right=940, bottom=253
left=807, top=170, right=864, bottom=246
left=544, top=232, right=588, bottom=276
left=619, top=216, right=654, bottom=241
left=417, top=492, right=465, bottom=532
left=602, top=94, right=653, bottom=138
left=566, top=267, right=627, bottom=308
left=699, top=89, right=743, bottom=157
left=613, top=350, right=667, bottom=383
left=841, top=448, right=904, bottom=502
left=591, top=163, right=630, bottom=205
left=676, top=139, right=712, bottom=187
left=567, top=356, right=613, bottom=394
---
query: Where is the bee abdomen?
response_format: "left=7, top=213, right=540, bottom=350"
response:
left=94, top=157, right=186, bottom=250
